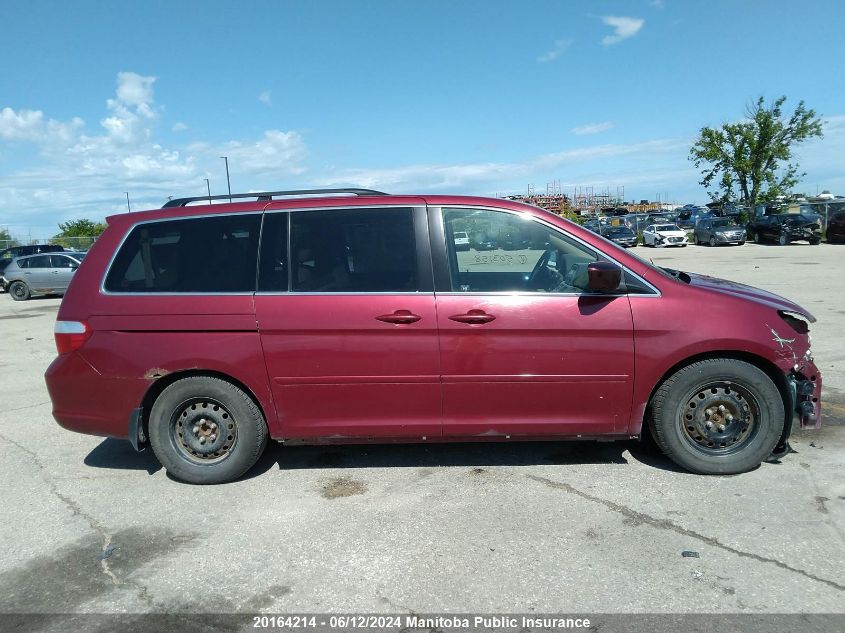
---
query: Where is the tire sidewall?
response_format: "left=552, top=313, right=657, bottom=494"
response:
left=650, top=360, right=784, bottom=475
left=149, top=377, right=267, bottom=484
left=10, top=281, right=30, bottom=301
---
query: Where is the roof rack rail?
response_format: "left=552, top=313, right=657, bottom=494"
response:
left=161, top=188, right=388, bottom=208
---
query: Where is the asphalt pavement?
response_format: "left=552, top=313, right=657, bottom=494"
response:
left=0, top=241, right=842, bottom=620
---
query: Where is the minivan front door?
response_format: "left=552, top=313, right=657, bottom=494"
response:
left=431, top=206, right=635, bottom=438
left=255, top=204, right=441, bottom=440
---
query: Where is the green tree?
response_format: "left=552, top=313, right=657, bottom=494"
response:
left=689, top=96, right=823, bottom=211
left=0, top=227, right=17, bottom=248
left=54, top=219, right=107, bottom=250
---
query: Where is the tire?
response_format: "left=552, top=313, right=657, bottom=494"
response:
left=709, top=237, right=717, bottom=247
left=648, top=358, right=784, bottom=475
left=149, top=376, right=268, bottom=484
left=809, top=238, right=820, bottom=245
left=752, top=231, right=760, bottom=244
left=9, top=281, right=31, bottom=301
left=738, top=241, right=746, bottom=246
left=778, top=233, right=789, bottom=246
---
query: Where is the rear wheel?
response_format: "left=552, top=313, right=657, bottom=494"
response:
left=752, top=231, right=761, bottom=244
left=9, top=281, right=30, bottom=301
left=149, top=376, right=268, bottom=484
left=809, top=238, right=820, bottom=245
left=649, top=359, right=784, bottom=475
left=778, top=233, right=789, bottom=246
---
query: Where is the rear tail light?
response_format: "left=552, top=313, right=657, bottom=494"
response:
left=54, top=320, right=91, bottom=355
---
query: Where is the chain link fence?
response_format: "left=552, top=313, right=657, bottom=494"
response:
left=1, top=236, right=99, bottom=252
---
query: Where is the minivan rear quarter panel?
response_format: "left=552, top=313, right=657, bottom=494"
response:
left=48, top=208, right=278, bottom=440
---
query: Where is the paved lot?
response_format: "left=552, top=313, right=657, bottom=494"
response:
left=0, top=242, right=843, bottom=617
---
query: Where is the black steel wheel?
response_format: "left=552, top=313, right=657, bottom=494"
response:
left=678, top=382, right=759, bottom=455
left=149, top=376, right=267, bottom=484
left=649, top=359, right=784, bottom=474
left=9, top=281, right=30, bottom=301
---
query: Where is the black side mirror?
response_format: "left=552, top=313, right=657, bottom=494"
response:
left=587, top=261, right=622, bottom=293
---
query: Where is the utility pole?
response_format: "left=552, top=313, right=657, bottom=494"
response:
left=125, top=192, right=131, bottom=213
left=220, top=157, right=232, bottom=202
left=204, top=178, right=212, bottom=204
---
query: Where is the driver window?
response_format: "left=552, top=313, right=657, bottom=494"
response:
left=442, top=208, right=599, bottom=293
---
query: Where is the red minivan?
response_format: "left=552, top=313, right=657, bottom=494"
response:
left=45, top=189, right=822, bottom=483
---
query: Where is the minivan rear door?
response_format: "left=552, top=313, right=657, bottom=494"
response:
left=255, top=202, right=441, bottom=440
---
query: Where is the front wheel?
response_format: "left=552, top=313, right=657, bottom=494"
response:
left=149, top=376, right=268, bottom=484
left=752, top=231, right=761, bottom=244
left=648, top=359, right=784, bottom=475
left=709, top=237, right=717, bottom=247
left=778, top=233, right=789, bottom=246
left=9, top=281, right=31, bottom=301
left=809, top=238, right=820, bottom=245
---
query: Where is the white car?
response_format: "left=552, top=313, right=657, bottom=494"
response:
left=453, top=231, right=470, bottom=251
left=643, top=223, right=688, bottom=247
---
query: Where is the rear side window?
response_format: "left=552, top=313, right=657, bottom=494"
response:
left=286, top=207, right=417, bottom=293
left=26, top=255, right=51, bottom=269
left=105, top=214, right=261, bottom=293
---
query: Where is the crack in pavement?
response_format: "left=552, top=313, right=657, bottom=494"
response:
left=0, top=430, right=155, bottom=607
left=526, top=474, right=845, bottom=593
left=1, top=400, right=51, bottom=413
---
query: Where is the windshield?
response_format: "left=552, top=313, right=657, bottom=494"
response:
left=712, top=219, right=736, bottom=228
left=656, top=224, right=681, bottom=231
left=606, top=227, right=634, bottom=236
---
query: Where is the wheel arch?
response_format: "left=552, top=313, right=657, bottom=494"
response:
left=138, top=369, right=268, bottom=445
left=638, top=350, right=791, bottom=439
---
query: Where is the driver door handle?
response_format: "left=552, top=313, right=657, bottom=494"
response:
left=449, top=309, right=496, bottom=324
left=376, top=310, right=422, bottom=324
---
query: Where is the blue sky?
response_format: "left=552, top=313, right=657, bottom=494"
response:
left=2, top=0, right=844, bottom=238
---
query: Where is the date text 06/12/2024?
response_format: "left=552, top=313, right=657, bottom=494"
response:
left=252, top=615, right=592, bottom=629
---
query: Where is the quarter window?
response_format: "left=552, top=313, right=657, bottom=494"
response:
left=104, top=214, right=261, bottom=293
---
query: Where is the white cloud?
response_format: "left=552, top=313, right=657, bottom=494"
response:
left=537, top=39, right=573, bottom=63
left=172, top=122, right=188, bottom=132
left=258, top=90, right=272, bottom=105
left=312, top=138, right=688, bottom=192
left=571, top=121, right=615, bottom=135
left=649, top=0, right=665, bottom=8
left=600, top=16, right=645, bottom=45
left=0, top=107, right=83, bottom=143
left=0, top=73, right=308, bottom=236
left=99, top=72, right=160, bottom=144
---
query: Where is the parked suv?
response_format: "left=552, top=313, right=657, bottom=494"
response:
left=748, top=214, right=821, bottom=245
left=826, top=211, right=845, bottom=243
left=3, top=251, right=86, bottom=299
left=46, top=189, right=822, bottom=484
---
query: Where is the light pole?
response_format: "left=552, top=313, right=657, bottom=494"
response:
left=204, top=178, right=212, bottom=204
left=220, top=157, right=232, bottom=202
left=125, top=192, right=131, bottom=213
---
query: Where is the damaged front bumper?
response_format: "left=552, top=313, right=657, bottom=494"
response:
left=788, top=360, right=822, bottom=430
left=768, top=358, right=821, bottom=461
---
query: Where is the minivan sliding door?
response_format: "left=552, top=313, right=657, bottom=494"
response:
left=255, top=205, right=441, bottom=440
